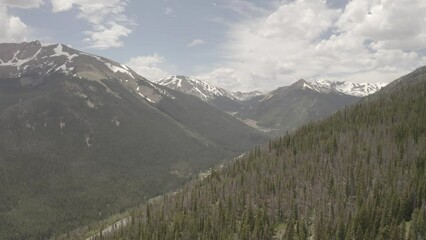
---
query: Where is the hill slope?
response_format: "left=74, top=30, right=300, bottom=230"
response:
left=0, top=41, right=266, bottom=239
left=95, top=67, right=426, bottom=240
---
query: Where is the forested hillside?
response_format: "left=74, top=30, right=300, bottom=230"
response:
left=0, top=42, right=266, bottom=239
left=87, top=67, right=426, bottom=239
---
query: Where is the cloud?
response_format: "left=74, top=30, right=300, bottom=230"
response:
left=196, top=67, right=250, bottom=90
left=201, top=0, right=426, bottom=91
left=0, top=5, right=27, bottom=42
left=50, top=0, right=133, bottom=49
left=1, top=0, right=43, bottom=8
left=83, top=22, right=131, bottom=49
left=127, top=54, right=170, bottom=82
left=187, top=39, right=205, bottom=48
left=0, top=0, right=43, bottom=42
left=337, top=0, right=426, bottom=51
left=0, top=0, right=133, bottom=49
left=257, top=0, right=341, bottom=39
left=164, top=7, right=175, bottom=17
left=50, top=0, right=134, bottom=49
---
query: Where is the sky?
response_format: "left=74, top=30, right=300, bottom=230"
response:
left=1, top=0, right=426, bottom=91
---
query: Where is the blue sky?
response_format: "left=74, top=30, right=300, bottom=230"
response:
left=1, top=0, right=426, bottom=91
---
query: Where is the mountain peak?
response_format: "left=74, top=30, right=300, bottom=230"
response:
left=158, top=75, right=236, bottom=102
left=289, top=79, right=387, bottom=97
left=294, top=79, right=308, bottom=84
left=291, top=79, right=312, bottom=90
left=0, top=41, right=176, bottom=104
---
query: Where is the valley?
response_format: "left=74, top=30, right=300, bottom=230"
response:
left=68, top=66, right=426, bottom=240
left=1, top=1, right=425, bottom=239
left=0, top=42, right=421, bottom=240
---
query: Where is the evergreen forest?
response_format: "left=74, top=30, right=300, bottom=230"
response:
left=73, top=67, right=426, bottom=240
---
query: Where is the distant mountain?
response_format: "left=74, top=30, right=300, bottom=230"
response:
left=237, top=79, right=364, bottom=135
left=231, top=90, right=263, bottom=101
left=0, top=41, right=266, bottom=239
left=157, top=75, right=242, bottom=111
left=302, top=79, right=387, bottom=97
left=157, top=75, right=385, bottom=135
left=86, top=66, right=426, bottom=240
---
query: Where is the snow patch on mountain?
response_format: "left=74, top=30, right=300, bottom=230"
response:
left=302, top=80, right=388, bottom=97
left=0, top=48, right=42, bottom=68
left=158, top=75, right=236, bottom=102
left=0, top=41, right=176, bottom=102
left=51, top=44, right=78, bottom=61
left=104, top=62, right=135, bottom=79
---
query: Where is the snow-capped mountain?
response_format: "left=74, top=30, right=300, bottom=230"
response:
left=0, top=41, right=134, bottom=79
left=0, top=41, right=266, bottom=239
left=238, top=79, right=369, bottom=135
left=0, top=41, right=174, bottom=104
left=232, top=90, right=264, bottom=101
left=300, top=79, right=387, bottom=97
left=157, top=75, right=243, bottom=111
left=158, top=75, right=236, bottom=101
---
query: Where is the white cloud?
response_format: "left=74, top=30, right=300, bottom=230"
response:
left=0, top=5, right=27, bottom=42
left=196, top=67, right=251, bottom=90
left=0, top=0, right=133, bottom=48
left=1, top=0, right=43, bottom=8
left=50, top=0, right=133, bottom=49
left=164, top=7, right=175, bottom=17
left=0, top=0, right=43, bottom=42
left=83, top=22, right=131, bottom=49
left=127, top=54, right=170, bottom=82
left=201, top=0, right=426, bottom=91
left=338, top=0, right=426, bottom=51
left=187, top=39, right=205, bottom=48
left=257, top=0, right=341, bottom=39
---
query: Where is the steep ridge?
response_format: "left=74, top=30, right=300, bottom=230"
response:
left=93, top=66, right=426, bottom=240
left=0, top=41, right=266, bottom=239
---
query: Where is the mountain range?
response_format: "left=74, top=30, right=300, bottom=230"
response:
left=157, top=75, right=242, bottom=112
left=0, top=41, right=266, bottom=239
left=73, top=66, right=426, bottom=240
left=158, top=75, right=386, bottom=135
left=0, top=41, right=391, bottom=239
left=237, top=79, right=364, bottom=135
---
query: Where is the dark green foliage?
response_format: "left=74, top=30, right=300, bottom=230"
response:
left=0, top=73, right=265, bottom=239
left=96, top=68, right=426, bottom=239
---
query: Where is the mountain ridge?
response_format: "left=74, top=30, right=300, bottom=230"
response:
left=0, top=41, right=266, bottom=239
left=84, top=66, right=426, bottom=240
left=158, top=75, right=242, bottom=112
left=158, top=75, right=236, bottom=101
